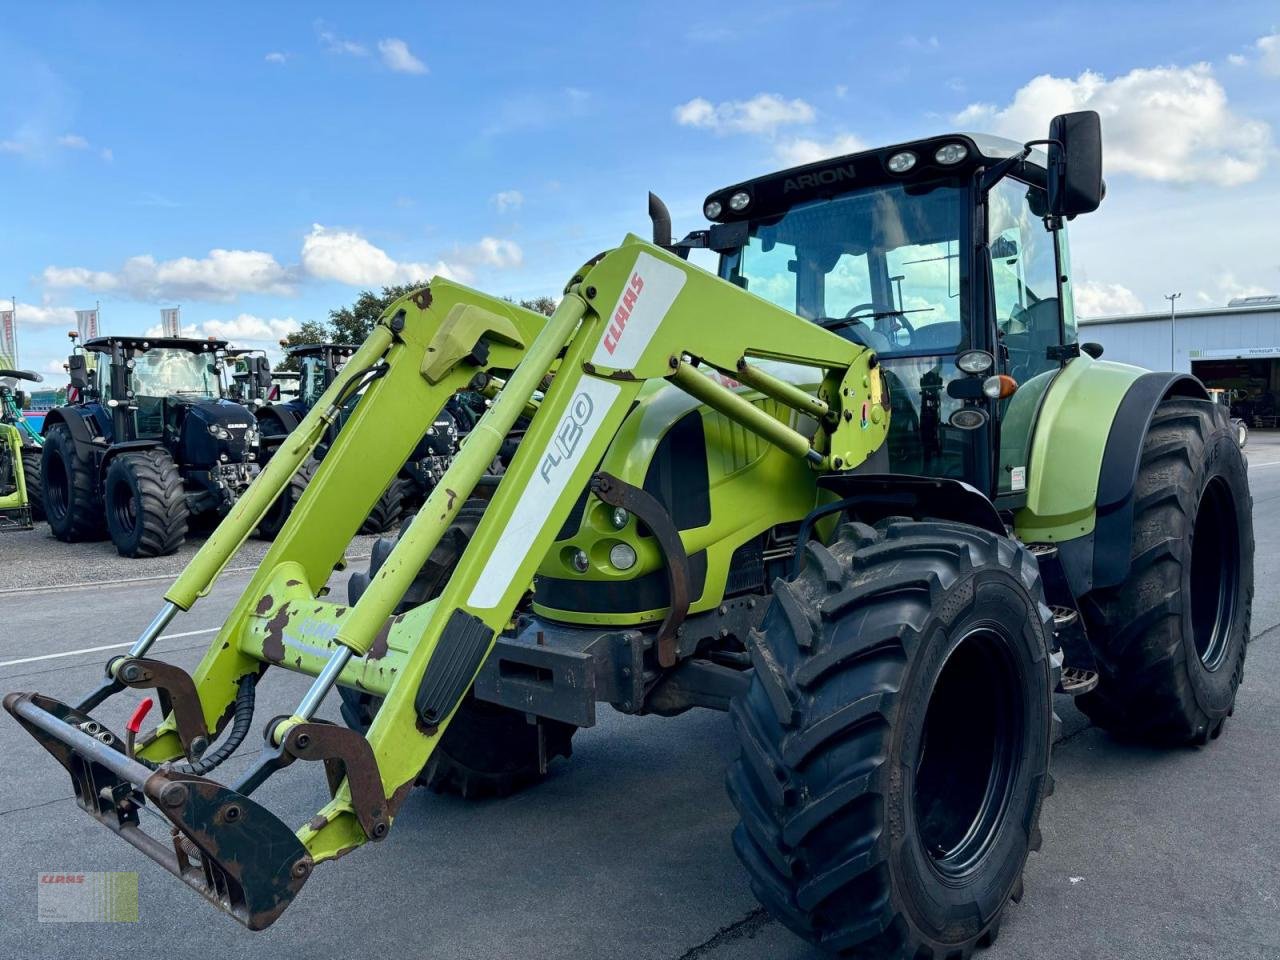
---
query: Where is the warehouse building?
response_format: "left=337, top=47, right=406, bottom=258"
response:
left=1079, top=296, right=1280, bottom=427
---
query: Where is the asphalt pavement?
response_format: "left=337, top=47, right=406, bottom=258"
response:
left=1, top=435, right=1278, bottom=960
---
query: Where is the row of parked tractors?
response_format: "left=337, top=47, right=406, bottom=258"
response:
left=0, top=333, right=480, bottom=556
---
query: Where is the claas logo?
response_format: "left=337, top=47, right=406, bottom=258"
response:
left=602, top=271, right=645, bottom=355
left=40, top=874, right=86, bottom=884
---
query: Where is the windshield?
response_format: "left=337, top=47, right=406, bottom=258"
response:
left=131, top=349, right=219, bottom=398
left=718, top=180, right=966, bottom=358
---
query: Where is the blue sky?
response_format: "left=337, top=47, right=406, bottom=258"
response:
left=3, top=1, right=1279, bottom=377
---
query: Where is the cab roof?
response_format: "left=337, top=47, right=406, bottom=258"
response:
left=704, top=132, right=1049, bottom=224
left=83, top=335, right=227, bottom=354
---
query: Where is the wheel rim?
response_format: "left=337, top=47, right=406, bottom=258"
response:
left=913, top=627, right=1023, bottom=880
left=1189, top=476, right=1239, bottom=671
left=109, top=474, right=137, bottom=535
left=45, top=451, right=69, bottom=520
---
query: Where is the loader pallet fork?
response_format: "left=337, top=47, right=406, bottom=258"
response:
left=7, top=110, right=1253, bottom=959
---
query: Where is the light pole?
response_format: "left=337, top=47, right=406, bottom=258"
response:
left=1165, top=292, right=1182, bottom=370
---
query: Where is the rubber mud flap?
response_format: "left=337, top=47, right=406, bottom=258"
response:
left=415, top=608, right=494, bottom=726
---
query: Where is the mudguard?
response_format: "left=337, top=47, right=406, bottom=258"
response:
left=41, top=407, right=100, bottom=461
left=1014, top=354, right=1208, bottom=595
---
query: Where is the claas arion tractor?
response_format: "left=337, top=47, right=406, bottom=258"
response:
left=6, top=111, right=1252, bottom=958
left=0, top=368, right=44, bottom=530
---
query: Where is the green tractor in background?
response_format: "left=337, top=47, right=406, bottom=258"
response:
left=0, top=368, right=45, bottom=529
left=7, top=111, right=1253, bottom=959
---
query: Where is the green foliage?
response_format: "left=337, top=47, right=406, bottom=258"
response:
left=277, top=289, right=557, bottom=372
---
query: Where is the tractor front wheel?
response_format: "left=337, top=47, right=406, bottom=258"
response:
left=359, top=476, right=409, bottom=535
left=340, top=500, right=575, bottom=798
left=1078, top=398, right=1253, bottom=744
left=42, top=423, right=105, bottom=542
left=728, top=520, right=1056, bottom=959
left=254, top=456, right=316, bottom=540
left=21, top=448, right=43, bottom=521
left=104, top=450, right=189, bottom=557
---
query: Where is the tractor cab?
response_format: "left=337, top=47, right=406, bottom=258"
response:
left=222, top=347, right=275, bottom=406
left=291, top=342, right=357, bottom=408
left=705, top=112, right=1103, bottom=503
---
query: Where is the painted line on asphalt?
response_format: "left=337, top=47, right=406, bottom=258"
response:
left=0, top=627, right=220, bottom=668
left=1248, top=460, right=1280, bottom=469
left=0, top=553, right=369, bottom=598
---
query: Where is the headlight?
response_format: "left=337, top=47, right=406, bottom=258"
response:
left=571, top=549, right=590, bottom=573
left=609, top=542, right=637, bottom=571
left=949, top=408, right=988, bottom=430
left=609, top=507, right=628, bottom=530
left=887, top=151, right=917, bottom=173
left=956, top=350, right=994, bottom=374
left=728, top=191, right=751, bottom=211
left=704, top=200, right=722, bottom=219
left=207, top=424, right=230, bottom=440
left=935, top=143, right=969, bottom=165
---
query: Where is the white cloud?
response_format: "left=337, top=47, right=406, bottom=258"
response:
left=170, top=313, right=302, bottom=346
left=1227, top=53, right=1248, bottom=67
left=955, top=64, right=1272, bottom=186
left=13, top=302, right=78, bottom=328
left=900, top=34, right=940, bottom=51
left=264, top=51, right=289, bottom=65
left=56, top=133, right=88, bottom=149
left=469, top=237, right=522, bottom=269
left=44, top=358, right=70, bottom=375
left=1258, top=34, right=1280, bottom=76
left=1075, top=281, right=1144, bottom=317
left=674, top=93, right=815, bottom=135
left=0, top=139, right=27, bottom=155
left=42, top=249, right=295, bottom=302
left=316, top=21, right=367, bottom=56
left=491, top=189, right=524, bottom=213
left=378, top=38, right=427, bottom=75
left=774, top=133, right=866, bottom=167
left=301, top=224, right=460, bottom=286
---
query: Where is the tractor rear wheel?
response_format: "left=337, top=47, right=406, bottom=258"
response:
left=42, top=423, right=105, bottom=541
left=340, top=500, right=575, bottom=798
left=1078, top=398, right=1252, bottom=744
left=21, top=448, right=43, bottom=521
left=728, top=520, right=1056, bottom=959
left=359, top=476, right=409, bottom=535
left=104, top=449, right=189, bottom=557
left=254, top=456, right=316, bottom=540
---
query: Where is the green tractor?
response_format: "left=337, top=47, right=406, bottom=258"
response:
left=6, top=111, right=1252, bottom=959
left=0, top=368, right=45, bottom=530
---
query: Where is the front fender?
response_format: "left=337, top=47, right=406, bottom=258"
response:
left=1015, top=353, right=1208, bottom=594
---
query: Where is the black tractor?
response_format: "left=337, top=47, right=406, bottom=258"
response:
left=40, top=335, right=262, bottom=557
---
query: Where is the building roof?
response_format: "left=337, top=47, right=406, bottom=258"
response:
left=1079, top=302, right=1280, bottom=327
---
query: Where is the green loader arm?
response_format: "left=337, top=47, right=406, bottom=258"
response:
left=5, top=235, right=889, bottom=928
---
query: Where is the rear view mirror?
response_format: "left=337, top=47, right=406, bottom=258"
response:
left=1047, top=111, right=1103, bottom=218
left=252, top=356, right=273, bottom=390
left=67, top=355, right=90, bottom=391
left=16, top=390, right=29, bottom=410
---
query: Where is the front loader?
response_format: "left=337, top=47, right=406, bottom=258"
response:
left=6, top=111, right=1253, bottom=959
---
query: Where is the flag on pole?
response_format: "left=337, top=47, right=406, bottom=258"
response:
left=0, top=309, right=15, bottom=370
left=160, top=307, right=181, bottom=337
left=75, top=309, right=100, bottom=341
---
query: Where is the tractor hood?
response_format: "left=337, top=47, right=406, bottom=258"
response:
left=176, top=397, right=260, bottom=466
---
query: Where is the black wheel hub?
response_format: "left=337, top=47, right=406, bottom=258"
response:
left=914, top=627, right=1023, bottom=880
left=1189, top=476, right=1240, bottom=671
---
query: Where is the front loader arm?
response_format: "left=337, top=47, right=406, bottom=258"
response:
left=6, top=235, right=889, bottom=929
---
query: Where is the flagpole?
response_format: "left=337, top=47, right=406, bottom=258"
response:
left=96, top=300, right=101, bottom=337
left=10, top=296, right=17, bottom=368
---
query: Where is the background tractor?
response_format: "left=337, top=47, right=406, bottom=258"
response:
left=221, top=348, right=276, bottom=408
left=253, top=340, right=479, bottom=537
left=39, top=334, right=263, bottom=557
left=0, top=368, right=44, bottom=529
left=6, top=111, right=1253, bottom=960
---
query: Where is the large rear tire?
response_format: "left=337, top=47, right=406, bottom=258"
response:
left=339, top=501, right=575, bottom=798
left=42, top=423, right=105, bottom=542
left=21, top=448, right=44, bottom=521
left=728, top=520, right=1056, bottom=958
left=104, top=450, right=189, bottom=557
left=1078, top=398, right=1253, bottom=744
left=253, top=456, right=316, bottom=540
left=359, top=476, right=409, bottom=535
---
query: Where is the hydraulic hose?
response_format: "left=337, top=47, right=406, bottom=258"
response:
left=136, top=674, right=257, bottom=775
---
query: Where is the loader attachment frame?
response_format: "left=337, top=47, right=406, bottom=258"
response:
left=6, top=235, right=889, bottom=927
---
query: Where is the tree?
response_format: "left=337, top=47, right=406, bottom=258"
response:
left=518, top=296, right=557, bottom=317
left=327, top=282, right=428, bottom=345
left=277, top=320, right=331, bottom=371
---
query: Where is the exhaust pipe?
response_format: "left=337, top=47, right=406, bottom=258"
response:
left=648, top=191, right=672, bottom=248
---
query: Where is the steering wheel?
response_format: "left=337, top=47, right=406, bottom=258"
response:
left=845, top=303, right=916, bottom=345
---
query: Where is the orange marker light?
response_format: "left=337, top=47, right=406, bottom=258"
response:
left=983, top=375, right=1019, bottom=400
